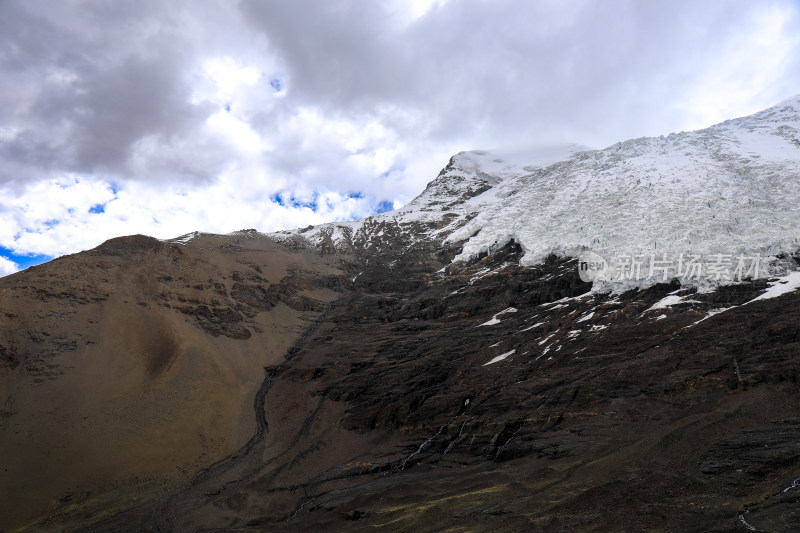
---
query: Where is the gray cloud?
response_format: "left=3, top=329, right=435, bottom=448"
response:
left=243, top=0, right=800, bottom=147
left=0, top=0, right=238, bottom=185
left=0, top=0, right=799, bottom=259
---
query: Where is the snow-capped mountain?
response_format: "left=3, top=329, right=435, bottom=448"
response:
left=7, top=96, right=800, bottom=533
left=288, top=94, right=800, bottom=289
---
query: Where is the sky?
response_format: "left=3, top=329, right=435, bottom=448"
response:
left=1, top=0, right=799, bottom=275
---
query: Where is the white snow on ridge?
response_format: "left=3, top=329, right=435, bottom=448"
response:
left=478, top=307, right=518, bottom=326
left=538, top=333, right=555, bottom=345
left=168, top=231, right=199, bottom=245
left=648, top=295, right=684, bottom=310
left=748, top=271, right=800, bottom=302
left=686, top=306, right=742, bottom=328
left=453, top=144, right=592, bottom=180
left=520, top=320, right=547, bottom=332
left=446, top=100, right=800, bottom=277
left=681, top=271, right=800, bottom=328
left=647, top=294, right=702, bottom=312
left=483, top=349, right=516, bottom=366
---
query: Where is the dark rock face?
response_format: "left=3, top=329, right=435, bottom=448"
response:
left=2, top=221, right=799, bottom=533
left=42, top=233, right=797, bottom=533
left=181, top=304, right=252, bottom=339
left=700, top=423, right=800, bottom=487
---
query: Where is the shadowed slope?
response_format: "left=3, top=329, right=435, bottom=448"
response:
left=0, top=232, right=348, bottom=530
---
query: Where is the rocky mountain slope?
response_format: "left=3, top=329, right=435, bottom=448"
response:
left=2, top=97, right=800, bottom=532
left=0, top=233, right=348, bottom=530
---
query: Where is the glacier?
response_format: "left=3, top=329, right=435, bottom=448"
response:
left=280, top=95, right=800, bottom=290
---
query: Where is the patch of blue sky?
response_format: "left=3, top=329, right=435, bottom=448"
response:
left=375, top=200, right=394, bottom=214
left=109, top=182, right=121, bottom=195
left=0, top=247, right=51, bottom=270
left=271, top=193, right=318, bottom=211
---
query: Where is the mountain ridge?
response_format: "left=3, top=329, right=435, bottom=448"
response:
left=3, top=96, right=800, bottom=532
left=272, top=94, right=800, bottom=292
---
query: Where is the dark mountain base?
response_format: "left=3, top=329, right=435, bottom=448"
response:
left=3, top=236, right=800, bottom=532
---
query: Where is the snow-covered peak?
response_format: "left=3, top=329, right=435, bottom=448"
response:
left=280, top=96, right=800, bottom=290
left=446, top=144, right=592, bottom=180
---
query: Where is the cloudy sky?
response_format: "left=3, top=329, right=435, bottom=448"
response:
left=0, top=0, right=799, bottom=274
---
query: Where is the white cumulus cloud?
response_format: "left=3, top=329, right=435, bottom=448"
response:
left=0, top=0, right=798, bottom=261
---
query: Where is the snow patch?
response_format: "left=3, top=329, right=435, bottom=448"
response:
left=168, top=231, right=199, bottom=245
left=686, top=306, right=740, bottom=328
left=520, top=320, right=547, bottom=332
left=647, top=294, right=701, bottom=311
left=483, top=349, right=516, bottom=366
left=538, top=333, right=555, bottom=345
left=478, top=307, right=518, bottom=326
left=747, top=271, right=800, bottom=302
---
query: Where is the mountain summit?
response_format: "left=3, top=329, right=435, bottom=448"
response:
left=292, top=95, right=800, bottom=289
left=3, top=97, right=800, bottom=532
